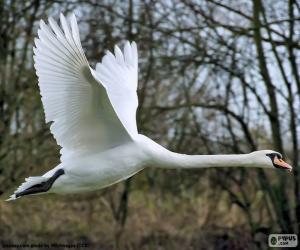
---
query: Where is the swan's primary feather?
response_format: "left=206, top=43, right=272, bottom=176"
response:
left=95, top=42, right=139, bottom=137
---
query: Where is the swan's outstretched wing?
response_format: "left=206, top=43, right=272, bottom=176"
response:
left=94, top=41, right=138, bottom=137
left=34, top=13, right=137, bottom=159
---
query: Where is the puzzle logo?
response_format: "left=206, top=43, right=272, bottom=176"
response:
left=268, top=234, right=298, bottom=248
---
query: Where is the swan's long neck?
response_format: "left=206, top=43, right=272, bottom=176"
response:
left=139, top=135, right=270, bottom=169
left=158, top=152, right=254, bottom=169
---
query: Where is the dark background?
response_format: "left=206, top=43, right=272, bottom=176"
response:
left=0, top=0, right=299, bottom=249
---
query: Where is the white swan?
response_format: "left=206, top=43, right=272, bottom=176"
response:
left=7, top=13, right=292, bottom=201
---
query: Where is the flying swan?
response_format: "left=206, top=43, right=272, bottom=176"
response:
left=7, top=13, right=292, bottom=201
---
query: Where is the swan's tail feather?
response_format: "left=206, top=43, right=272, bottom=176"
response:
left=6, top=176, right=49, bottom=201
left=6, top=169, right=65, bottom=201
left=6, top=194, right=17, bottom=201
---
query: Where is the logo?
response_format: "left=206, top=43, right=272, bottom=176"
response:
left=268, top=234, right=298, bottom=248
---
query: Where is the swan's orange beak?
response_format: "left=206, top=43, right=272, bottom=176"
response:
left=273, top=156, right=293, bottom=172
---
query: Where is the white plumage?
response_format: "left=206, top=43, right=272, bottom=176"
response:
left=6, top=13, right=291, bottom=201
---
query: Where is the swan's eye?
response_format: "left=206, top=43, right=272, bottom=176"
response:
left=267, top=153, right=282, bottom=160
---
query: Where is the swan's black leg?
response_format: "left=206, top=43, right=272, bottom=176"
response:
left=16, top=169, right=65, bottom=198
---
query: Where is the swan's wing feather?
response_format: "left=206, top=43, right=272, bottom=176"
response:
left=94, top=41, right=139, bottom=137
left=34, top=13, right=132, bottom=160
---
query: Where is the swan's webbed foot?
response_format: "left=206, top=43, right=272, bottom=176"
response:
left=15, top=169, right=65, bottom=198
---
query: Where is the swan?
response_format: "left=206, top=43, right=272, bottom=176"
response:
left=6, top=13, right=292, bottom=201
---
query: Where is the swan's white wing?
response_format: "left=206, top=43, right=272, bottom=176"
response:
left=94, top=41, right=139, bottom=137
left=34, top=13, right=133, bottom=159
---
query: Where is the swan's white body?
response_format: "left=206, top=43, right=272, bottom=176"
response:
left=7, top=14, right=291, bottom=201
left=31, top=136, right=284, bottom=195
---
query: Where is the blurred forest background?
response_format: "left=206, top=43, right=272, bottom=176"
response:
left=0, top=0, right=300, bottom=249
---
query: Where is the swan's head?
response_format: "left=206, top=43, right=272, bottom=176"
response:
left=250, top=150, right=292, bottom=172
